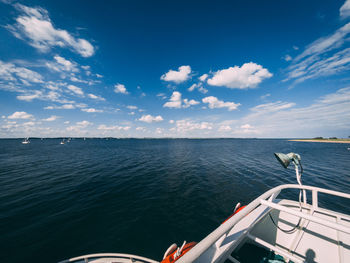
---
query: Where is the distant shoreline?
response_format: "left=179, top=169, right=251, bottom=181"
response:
left=289, top=139, right=350, bottom=144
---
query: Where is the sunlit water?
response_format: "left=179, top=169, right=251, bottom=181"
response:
left=0, top=138, right=349, bottom=262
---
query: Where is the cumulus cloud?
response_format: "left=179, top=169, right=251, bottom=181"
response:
left=44, top=104, right=75, bottom=110
left=188, top=83, right=208, bottom=93
left=163, top=91, right=199, bottom=109
left=139, top=114, right=163, bottom=123
left=67, top=84, right=84, bottom=96
left=202, top=96, right=240, bottom=111
left=136, top=127, right=146, bottom=131
left=218, top=125, right=232, bottom=132
left=8, top=111, right=33, bottom=119
left=340, top=0, right=350, bottom=19
left=42, top=115, right=59, bottom=121
left=6, top=4, right=94, bottom=57
left=114, top=83, right=128, bottom=94
left=283, top=55, right=292, bottom=61
left=16, top=90, right=43, bottom=101
left=81, top=108, right=103, bottom=113
left=183, top=98, right=200, bottom=108
left=46, top=55, right=79, bottom=72
left=88, top=93, right=105, bottom=101
left=160, top=65, right=191, bottom=83
left=76, top=120, right=92, bottom=127
left=173, top=120, right=213, bottom=133
left=199, top=74, right=208, bottom=82
left=207, top=62, right=272, bottom=89
left=163, top=91, right=182, bottom=108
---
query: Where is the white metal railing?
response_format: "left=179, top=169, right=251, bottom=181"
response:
left=176, top=184, right=350, bottom=263
left=58, top=253, right=159, bottom=263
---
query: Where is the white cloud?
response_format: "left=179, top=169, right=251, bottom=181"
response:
left=66, top=120, right=93, bottom=132
left=188, top=83, right=208, bottom=93
left=127, top=105, right=138, bottom=110
left=139, top=114, right=163, bottom=123
left=218, top=125, right=232, bottom=132
left=7, top=4, right=94, bottom=57
left=156, top=93, right=167, bottom=99
left=67, top=85, right=84, bottom=96
left=207, top=62, right=272, bottom=89
left=16, top=90, right=43, bottom=101
left=8, top=111, right=33, bottom=119
left=241, top=124, right=253, bottom=129
left=53, top=55, right=78, bottom=72
left=169, top=120, right=174, bottom=124
left=251, top=101, right=295, bottom=113
left=260, top=93, right=271, bottom=100
left=202, top=96, right=240, bottom=111
left=0, top=60, right=43, bottom=84
left=44, top=104, right=75, bottom=110
left=283, top=55, right=292, bottom=61
left=285, top=23, right=350, bottom=83
left=43, top=115, right=59, bottom=121
left=174, top=120, right=213, bottom=132
left=229, top=88, right=350, bottom=137
left=87, top=93, right=105, bottom=101
left=114, top=83, right=128, bottom=94
left=136, top=126, right=146, bottom=131
left=163, top=91, right=182, bottom=108
left=98, top=125, right=130, bottom=131
left=163, top=91, right=199, bottom=109
left=340, top=0, right=350, bottom=19
left=81, top=108, right=103, bottom=113
left=199, top=74, right=208, bottom=82
left=160, top=65, right=191, bottom=83
left=183, top=98, right=200, bottom=108
left=294, top=23, right=350, bottom=62
left=76, top=120, right=92, bottom=127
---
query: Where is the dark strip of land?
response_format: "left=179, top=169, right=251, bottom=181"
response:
left=289, top=139, right=350, bottom=144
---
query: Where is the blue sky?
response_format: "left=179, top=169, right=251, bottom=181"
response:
left=0, top=0, right=350, bottom=138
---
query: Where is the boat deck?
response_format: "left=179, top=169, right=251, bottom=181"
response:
left=234, top=199, right=350, bottom=263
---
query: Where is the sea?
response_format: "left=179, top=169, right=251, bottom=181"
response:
left=0, top=138, right=349, bottom=263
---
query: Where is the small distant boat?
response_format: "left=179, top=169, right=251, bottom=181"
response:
left=60, top=139, right=65, bottom=145
left=22, top=138, right=30, bottom=144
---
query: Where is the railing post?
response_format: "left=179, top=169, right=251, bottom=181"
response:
left=312, top=190, right=318, bottom=209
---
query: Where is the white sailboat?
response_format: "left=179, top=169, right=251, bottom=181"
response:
left=60, top=139, right=65, bottom=145
left=59, top=152, right=350, bottom=263
left=22, top=138, right=30, bottom=144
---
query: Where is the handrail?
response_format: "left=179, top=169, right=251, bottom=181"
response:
left=58, top=253, right=159, bottom=263
left=176, top=184, right=350, bottom=263
left=260, top=199, right=350, bottom=234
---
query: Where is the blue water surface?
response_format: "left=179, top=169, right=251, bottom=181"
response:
left=0, top=139, right=349, bottom=262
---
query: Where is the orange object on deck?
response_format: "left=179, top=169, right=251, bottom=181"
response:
left=161, top=242, right=197, bottom=263
left=222, top=205, right=246, bottom=224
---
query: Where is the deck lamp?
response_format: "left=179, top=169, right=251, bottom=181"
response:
left=274, top=152, right=301, bottom=169
left=274, top=152, right=306, bottom=203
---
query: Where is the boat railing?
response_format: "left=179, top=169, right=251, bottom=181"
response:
left=176, top=184, right=350, bottom=263
left=58, top=253, right=159, bottom=263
